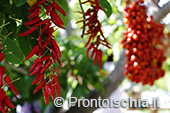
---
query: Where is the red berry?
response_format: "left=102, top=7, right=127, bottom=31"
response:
left=130, top=55, right=137, bottom=62
left=0, top=53, right=4, bottom=62
left=133, top=34, right=139, bottom=41
left=133, top=62, right=139, bottom=68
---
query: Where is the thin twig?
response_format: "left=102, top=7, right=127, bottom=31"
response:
left=79, top=0, right=86, bottom=38
left=0, top=20, right=6, bottom=34
left=0, top=22, right=10, bottom=29
left=6, top=78, right=20, bottom=85
left=4, top=62, right=28, bottom=75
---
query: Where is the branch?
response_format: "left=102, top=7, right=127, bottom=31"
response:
left=151, top=0, right=160, bottom=8
left=4, top=62, right=28, bottom=75
left=153, top=1, right=170, bottom=22
left=79, top=0, right=86, bottom=38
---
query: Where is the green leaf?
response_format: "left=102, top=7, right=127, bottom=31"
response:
left=17, top=16, right=38, bottom=57
left=18, top=35, right=32, bottom=57
left=0, top=0, right=10, bottom=7
left=98, top=0, right=112, bottom=18
left=56, top=0, right=69, bottom=27
left=0, top=11, right=5, bottom=18
left=2, top=37, right=24, bottom=64
left=14, top=0, right=27, bottom=7
left=13, top=76, right=30, bottom=98
left=11, top=3, right=29, bottom=19
left=5, top=19, right=17, bottom=38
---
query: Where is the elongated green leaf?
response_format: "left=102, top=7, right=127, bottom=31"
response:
left=3, top=37, right=24, bottom=64
left=98, top=0, right=112, bottom=18
left=14, top=0, right=27, bottom=7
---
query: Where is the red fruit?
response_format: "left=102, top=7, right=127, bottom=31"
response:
left=0, top=53, right=4, bottom=62
left=43, top=87, right=49, bottom=105
left=127, top=37, right=133, bottom=43
left=4, top=96, right=15, bottom=108
left=130, top=55, right=137, bottom=62
left=124, top=64, right=129, bottom=69
left=4, top=75, right=20, bottom=98
left=29, top=58, right=40, bottom=72
left=29, top=62, right=43, bottom=76
left=124, top=70, right=129, bottom=75
left=133, top=48, right=138, bottom=53
left=31, top=73, right=44, bottom=85
left=0, top=90, right=6, bottom=104
left=133, top=34, right=139, bottom=41
left=43, top=27, right=53, bottom=48
left=136, top=30, right=141, bottom=35
left=132, top=42, right=137, bottom=47
left=53, top=75, right=61, bottom=97
left=131, top=11, right=136, bottom=17
left=136, top=24, right=142, bottom=29
left=18, top=27, right=38, bottom=37
left=125, top=50, right=130, bottom=56
left=26, top=45, right=39, bottom=60
left=123, top=18, right=129, bottom=24
left=122, top=0, right=166, bottom=85
left=0, top=66, right=5, bottom=87
left=133, top=62, right=139, bottom=68
left=33, top=80, right=46, bottom=94
left=128, top=32, right=133, bottom=38
left=51, top=39, right=61, bottom=58
left=52, top=0, right=66, bottom=16
left=137, top=43, right=143, bottom=50
left=86, top=43, right=95, bottom=57
left=135, top=5, right=140, bottom=11
left=132, top=19, right=136, bottom=25
left=136, top=16, right=141, bottom=23
left=39, top=59, right=52, bottom=74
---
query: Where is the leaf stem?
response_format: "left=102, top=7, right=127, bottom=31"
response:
left=0, top=22, right=10, bottom=29
left=79, top=0, right=86, bottom=38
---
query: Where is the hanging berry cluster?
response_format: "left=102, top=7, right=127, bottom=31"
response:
left=18, top=0, right=65, bottom=105
left=78, top=0, right=111, bottom=69
left=0, top=37, right=20, bottom=113
left=121, top=0, right=166, bottom=85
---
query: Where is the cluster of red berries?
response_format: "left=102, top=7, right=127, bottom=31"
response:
left=0, top=37, right=20, bottom=112
left=78, top=0, right=111, bottom=69
left=18, top=0, right=65, bottom=104
left=121, top=0, right=166, bottom=85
